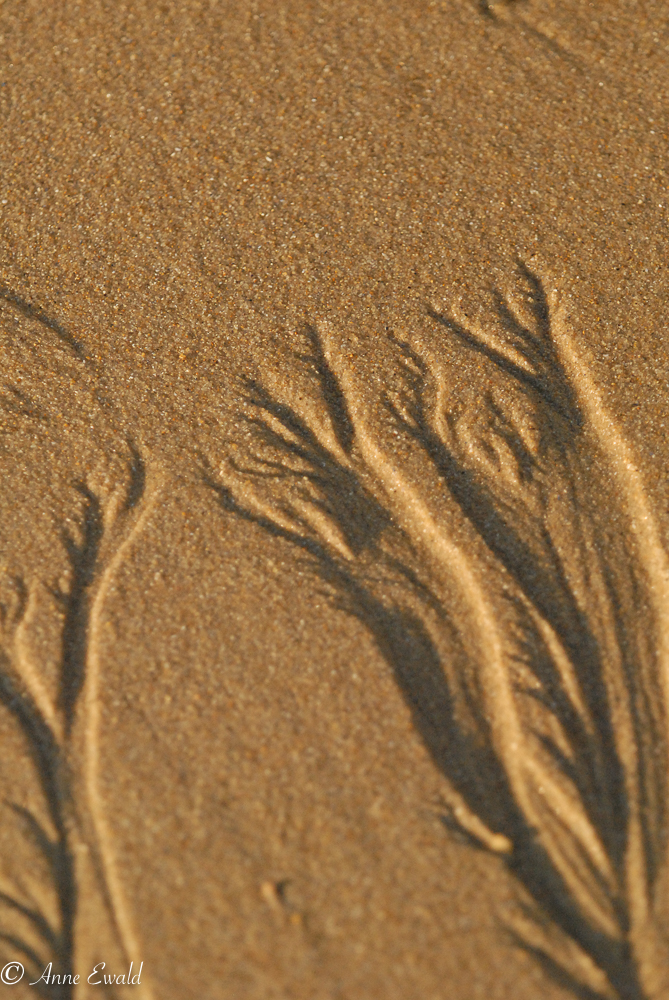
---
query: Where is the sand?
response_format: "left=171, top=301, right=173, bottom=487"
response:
left=0, top=1, right=668, bottom=997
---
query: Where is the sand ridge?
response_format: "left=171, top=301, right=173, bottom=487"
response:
left=0, top=1, right=668, bottom=998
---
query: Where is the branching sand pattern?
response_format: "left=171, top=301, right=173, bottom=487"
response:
left=209, top=266, right=669, bottom=1000
left=0, top=294, right=155, bottom=997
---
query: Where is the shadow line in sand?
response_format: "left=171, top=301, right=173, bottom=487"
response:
left=209, top=267, right=669, bottom=1000
left=0, top=287, right=84, bottom=358
left=0, top=295, right=154, bottom=998
left=0, top=456, right=154, bottom=998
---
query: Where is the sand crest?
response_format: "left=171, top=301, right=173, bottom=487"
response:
left=0, top=2, right=668, bottom=998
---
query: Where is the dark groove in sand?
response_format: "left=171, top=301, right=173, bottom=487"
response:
left=0, top=302, right=154, bottom=997
left=211, top=267, right=669, bottom=1000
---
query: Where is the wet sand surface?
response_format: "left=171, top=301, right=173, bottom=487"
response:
left=1, top=2, right=669, bottom=998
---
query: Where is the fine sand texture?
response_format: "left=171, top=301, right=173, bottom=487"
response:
left=0, top=2, right=669, bottom=998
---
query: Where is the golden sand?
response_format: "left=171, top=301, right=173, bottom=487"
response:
left=0, top=2, right=668, bottom=997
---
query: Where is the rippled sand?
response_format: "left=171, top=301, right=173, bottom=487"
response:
left=0, top=3, right=668, bottom=998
